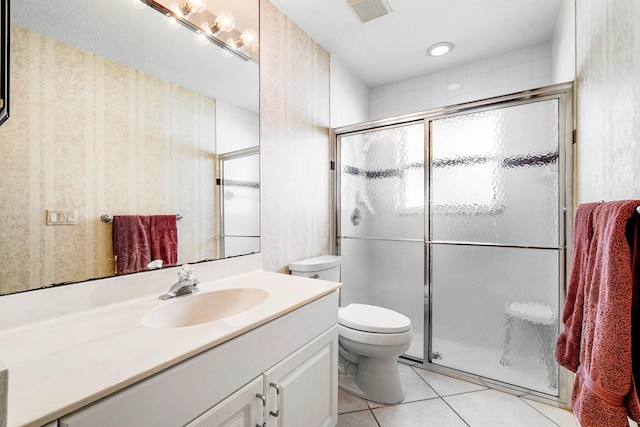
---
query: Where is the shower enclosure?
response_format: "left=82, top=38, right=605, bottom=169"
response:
left=334, top=84, right=573, bottom=401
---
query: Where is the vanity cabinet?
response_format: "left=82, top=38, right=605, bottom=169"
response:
left=187, top=377, right=264, bottom=427
left=263, top=327, right=337, bottom=427
left=188, top=326, right=337, bottom=427
left=57, top=291, right=338, bottom=427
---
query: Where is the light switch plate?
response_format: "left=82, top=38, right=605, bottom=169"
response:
left=46, top=209, right=78, bottom=226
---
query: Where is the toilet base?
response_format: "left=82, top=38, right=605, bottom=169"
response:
left=338, top=355, right=405, bottom=404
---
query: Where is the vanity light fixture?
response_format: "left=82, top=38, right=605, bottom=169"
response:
left=427, top=41, right=454, bottom=57
left=138, top=0, right=258, bottom=62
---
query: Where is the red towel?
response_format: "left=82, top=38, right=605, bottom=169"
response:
left=556, top=202, right=601, bottom=371
left=149, top=215, right=178, bottom=267
left=112, top=215, right=152, bottom=275
left=556, top=200, right=640, bottom=425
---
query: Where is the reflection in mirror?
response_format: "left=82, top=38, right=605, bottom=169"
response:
left=220, top=147, right=260, bottom=257
left=0, top=0, right=259, bottom=295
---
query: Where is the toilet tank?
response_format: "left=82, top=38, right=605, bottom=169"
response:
left=289, top=255, right=341, bottom=282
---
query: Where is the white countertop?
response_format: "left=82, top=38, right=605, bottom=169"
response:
left=0, top=269, right=340, bottom=427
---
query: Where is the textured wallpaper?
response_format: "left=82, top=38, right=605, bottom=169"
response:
left=259, top=0, right=331, bottom=273
left=0, top=26, right=218, bottom=294
left=576, top=0, right=640, bottom=202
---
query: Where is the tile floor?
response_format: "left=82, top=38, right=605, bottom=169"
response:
left=337, top=362, right=578, bottom=427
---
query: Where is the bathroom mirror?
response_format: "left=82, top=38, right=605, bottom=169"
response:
left=0, top=0, right=7, bottom=125
left=0, top=0, right=260, bottom=295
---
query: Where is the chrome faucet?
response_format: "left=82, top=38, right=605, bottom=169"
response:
left=159, top=264, right=200, bottom=300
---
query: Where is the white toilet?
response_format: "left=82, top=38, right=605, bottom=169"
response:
left=289, top=255, right=412, bottom=404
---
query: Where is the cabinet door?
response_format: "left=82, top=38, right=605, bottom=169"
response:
left=264, top=326, right=338, bottom=427
left=187, top=376, right=264, bottom=427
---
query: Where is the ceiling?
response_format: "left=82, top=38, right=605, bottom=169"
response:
left=269, top=0, right=563, bottom=88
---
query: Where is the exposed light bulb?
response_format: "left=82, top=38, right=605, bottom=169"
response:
left=207, top=11, right=235, bottom=35
left=176, top=0, right=206, bottom=18
left=229, top=28, right=258, bottom=51
left=240, top=28, right=258, bottom=47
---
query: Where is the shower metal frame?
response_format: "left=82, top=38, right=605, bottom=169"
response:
left=331, top=82, right=574, bottom=407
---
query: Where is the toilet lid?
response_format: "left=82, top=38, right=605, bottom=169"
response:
left=338, top=304, right=411, bottom=333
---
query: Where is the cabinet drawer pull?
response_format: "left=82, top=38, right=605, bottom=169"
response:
left=255, top=393, right=266, bottom=406
left=269, top=382, right=280, bottom=417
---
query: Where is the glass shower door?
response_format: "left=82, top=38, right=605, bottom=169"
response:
left=428, top=99, right=562, bottom=395
left=339, top=123, right=425, bottom=359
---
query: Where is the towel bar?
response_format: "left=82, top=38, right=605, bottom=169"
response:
left=100, top=213, right=183, bottom=223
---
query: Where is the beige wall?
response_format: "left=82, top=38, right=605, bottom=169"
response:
left=259, top=0, right=331, bottom=273
left=575, top=0, right=640, bottom=202
left=0, top=26, right=218, bottom=294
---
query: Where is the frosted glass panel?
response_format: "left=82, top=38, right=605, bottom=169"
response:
left=340, top=124, right=424, bottom=240
left=430, top=244, right=559, bottom=396
left=431, top=100, right=559, bottom=247
left=341, top=238, right=424, bottom=359
left=224, top=237, right=260, bottom=258
left=223, top=154, right=260, bottom=237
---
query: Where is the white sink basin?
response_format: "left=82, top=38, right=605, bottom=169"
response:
left=142, top=288, right=269, bottom=328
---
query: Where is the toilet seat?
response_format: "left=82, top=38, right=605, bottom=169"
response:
left=339, top=323, right=412, bottom=346
left=339, top=303, right=411, bottom=333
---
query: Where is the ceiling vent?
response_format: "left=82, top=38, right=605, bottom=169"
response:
left=347, top=0, right=393, bottom=23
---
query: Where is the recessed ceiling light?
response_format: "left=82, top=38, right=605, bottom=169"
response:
left=427, top=42, right=454, bottom=57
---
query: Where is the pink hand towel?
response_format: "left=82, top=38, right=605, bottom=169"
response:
left=112, top=215, right=152, bottom=275
left=558, top=200, right=640, bottom=426
left=149, top=215, right=178, bottom=267
left=555, top=202, right=601, bottom=371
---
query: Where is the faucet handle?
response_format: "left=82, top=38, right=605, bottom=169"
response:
left=178, top=264, right=195, bottom=281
